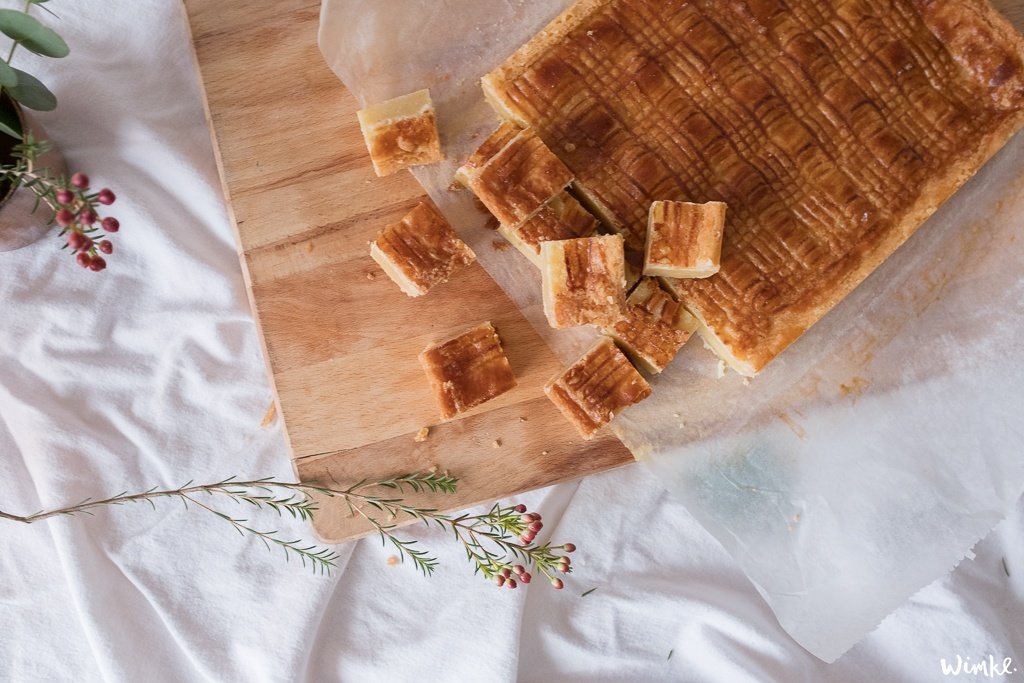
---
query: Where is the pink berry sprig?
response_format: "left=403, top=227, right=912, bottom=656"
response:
left=53, top=171, right=121, bottom=272
left=446, top=502, right=578, bottom=591
left=334, top=473, right=579, bottom=589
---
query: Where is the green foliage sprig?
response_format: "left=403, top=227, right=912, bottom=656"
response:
left=0, top=472, right=579, bottom=588
left=0, top=0, right=69, bottom=139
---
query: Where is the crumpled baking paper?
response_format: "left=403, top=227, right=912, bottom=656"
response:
left=319, top=0, right=1024, bottom=662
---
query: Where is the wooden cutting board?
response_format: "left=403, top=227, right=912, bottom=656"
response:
left=181, top=0, right=634, bottom=543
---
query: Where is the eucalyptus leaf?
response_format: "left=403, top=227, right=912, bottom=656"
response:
left=8, top=69, right=55, bottom=111
left=0, top=101, right=21, bottom=139
left=0, top=9, right=69, bottom=58
left=0, top=61, right=16, bottom=89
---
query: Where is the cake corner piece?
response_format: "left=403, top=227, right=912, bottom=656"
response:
left=357, top=89, right=444, bottom=177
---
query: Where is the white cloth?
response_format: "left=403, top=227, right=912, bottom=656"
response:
left=0, top=2, right=1020, bottom=681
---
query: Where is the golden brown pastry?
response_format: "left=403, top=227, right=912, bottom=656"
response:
left=545, top=336, right=652, bottom=439
left=370, top=201, right=475, bottom=298
left=604, top=278, right=697, bottom=373
left=357, top=89, right=443, bottom=177
left=644, top=201, right=726, bottom=279
left=419, top=322, right=517, bottom=420
left=541, top=234, right=626, bottom=328
left=483, top=0, right=1024, bottom=376
left=461, top=126, right=574, bottom=228
left=498, top=191, right=599, bottom=268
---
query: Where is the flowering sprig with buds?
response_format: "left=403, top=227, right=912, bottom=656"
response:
left=0, top=471, right=579, bottom=590
left=0, top=135, right=121, bottom=270
left=443, top=504, right=575, bottom=590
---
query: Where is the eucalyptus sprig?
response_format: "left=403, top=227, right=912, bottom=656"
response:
left=0, top=472, right=580, bottom=589
left=0, top=0, right=69, bottom=139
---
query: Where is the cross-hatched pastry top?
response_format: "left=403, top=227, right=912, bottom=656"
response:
left=370, top=201, right=475, bottom=298
left=483, top=0, right=1024, bottom=375
left=419, top=322, right=517, bottom=421
left=544, top=336, right=652, bottom=439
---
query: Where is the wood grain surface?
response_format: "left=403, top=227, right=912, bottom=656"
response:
left=181, top=0, right=1022, bottom=544
left=181, top=0, right=634, bottom=543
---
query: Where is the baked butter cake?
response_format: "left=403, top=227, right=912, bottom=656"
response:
left=483, top=0, right=1024, bottom=375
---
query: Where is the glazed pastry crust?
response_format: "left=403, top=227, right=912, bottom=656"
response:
left=605, top=278, right=698, bottom=374
left=497, top=191, right=599, bottom=268
left=357, top=90, right=443, bottom=177
left=544, top=337, right=652, bottom=439
left=420, top=322, right=517, bottom=420
left=370, top=201, right=475, bottom=298
left=541, top=234, right=627, bottom=329
left=484, top=0, right=1024, bottom=376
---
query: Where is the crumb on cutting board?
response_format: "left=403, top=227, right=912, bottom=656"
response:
left=415, top=426, right=430, bottom=442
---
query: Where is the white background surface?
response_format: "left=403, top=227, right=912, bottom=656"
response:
left=0, top=1, right=1021, bottom=681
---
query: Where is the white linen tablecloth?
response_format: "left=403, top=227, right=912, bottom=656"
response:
left=0, top=1, right=1020, bottom=680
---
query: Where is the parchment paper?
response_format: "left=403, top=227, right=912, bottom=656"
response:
left=319, top=0, right=1024, bottom=661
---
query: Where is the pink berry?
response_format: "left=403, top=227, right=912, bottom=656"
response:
left=495, top=575, right=505, bottom=587
left=102, top=217, right=120, bottom=233
left=522, top=513, right=539, bottom=523
left=507, top=579, right=517, bottom=589
left=528, top=521, right=543, bottom=532
left=520, top=532, right=536, bottom=544
left=564, top=543, right=576, bottom=553
left=98, top=240, right=113, bottom=255
left=71, top=172, right=89, bottom=189
left=551, top=578, right=564, bottom=590
left=88, top=256, right=107, bottom=272
left=56, top=189, right=74, bottom=205
left=67, top=232, right=92, bottom=252
left=75, top=252, right=91, bottom=268
left=521, top=573, right=532, bottom=584
left=80, top=210, right=97, bottom=226
left=96, top=189, right=116, bottom=205
left=513, top=565, right=525, bottom=576
left=558, top=561, right=570, bottom=573
left=513, top=504, right=526, bottom=514
left=56, top=208, right=75, bottom=227
left=500, top=568, right=511, bottom=579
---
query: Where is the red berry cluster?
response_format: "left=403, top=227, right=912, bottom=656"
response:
left=54, top=172, right=120, bottom=272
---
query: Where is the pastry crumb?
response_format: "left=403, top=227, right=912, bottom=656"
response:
left=386, top=555, right=399, bottom=566
left=366, top=271, right=376, bottom=280
left=414, top=426, right=430, bottom=442
left=542, top=450, right=549, bottom=456
left=260, top=402, right=277, bottom=428
left=742, top=377, right=751, bottom=386
left=716, top=360, right=726, bottom=378
left=564, top=142, right=576, bottom=153
left=519, top=417, right=527, bottom=422
left=306, top=242, right=315, bottom=253
left=492, top=439, right=502, bottom=449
